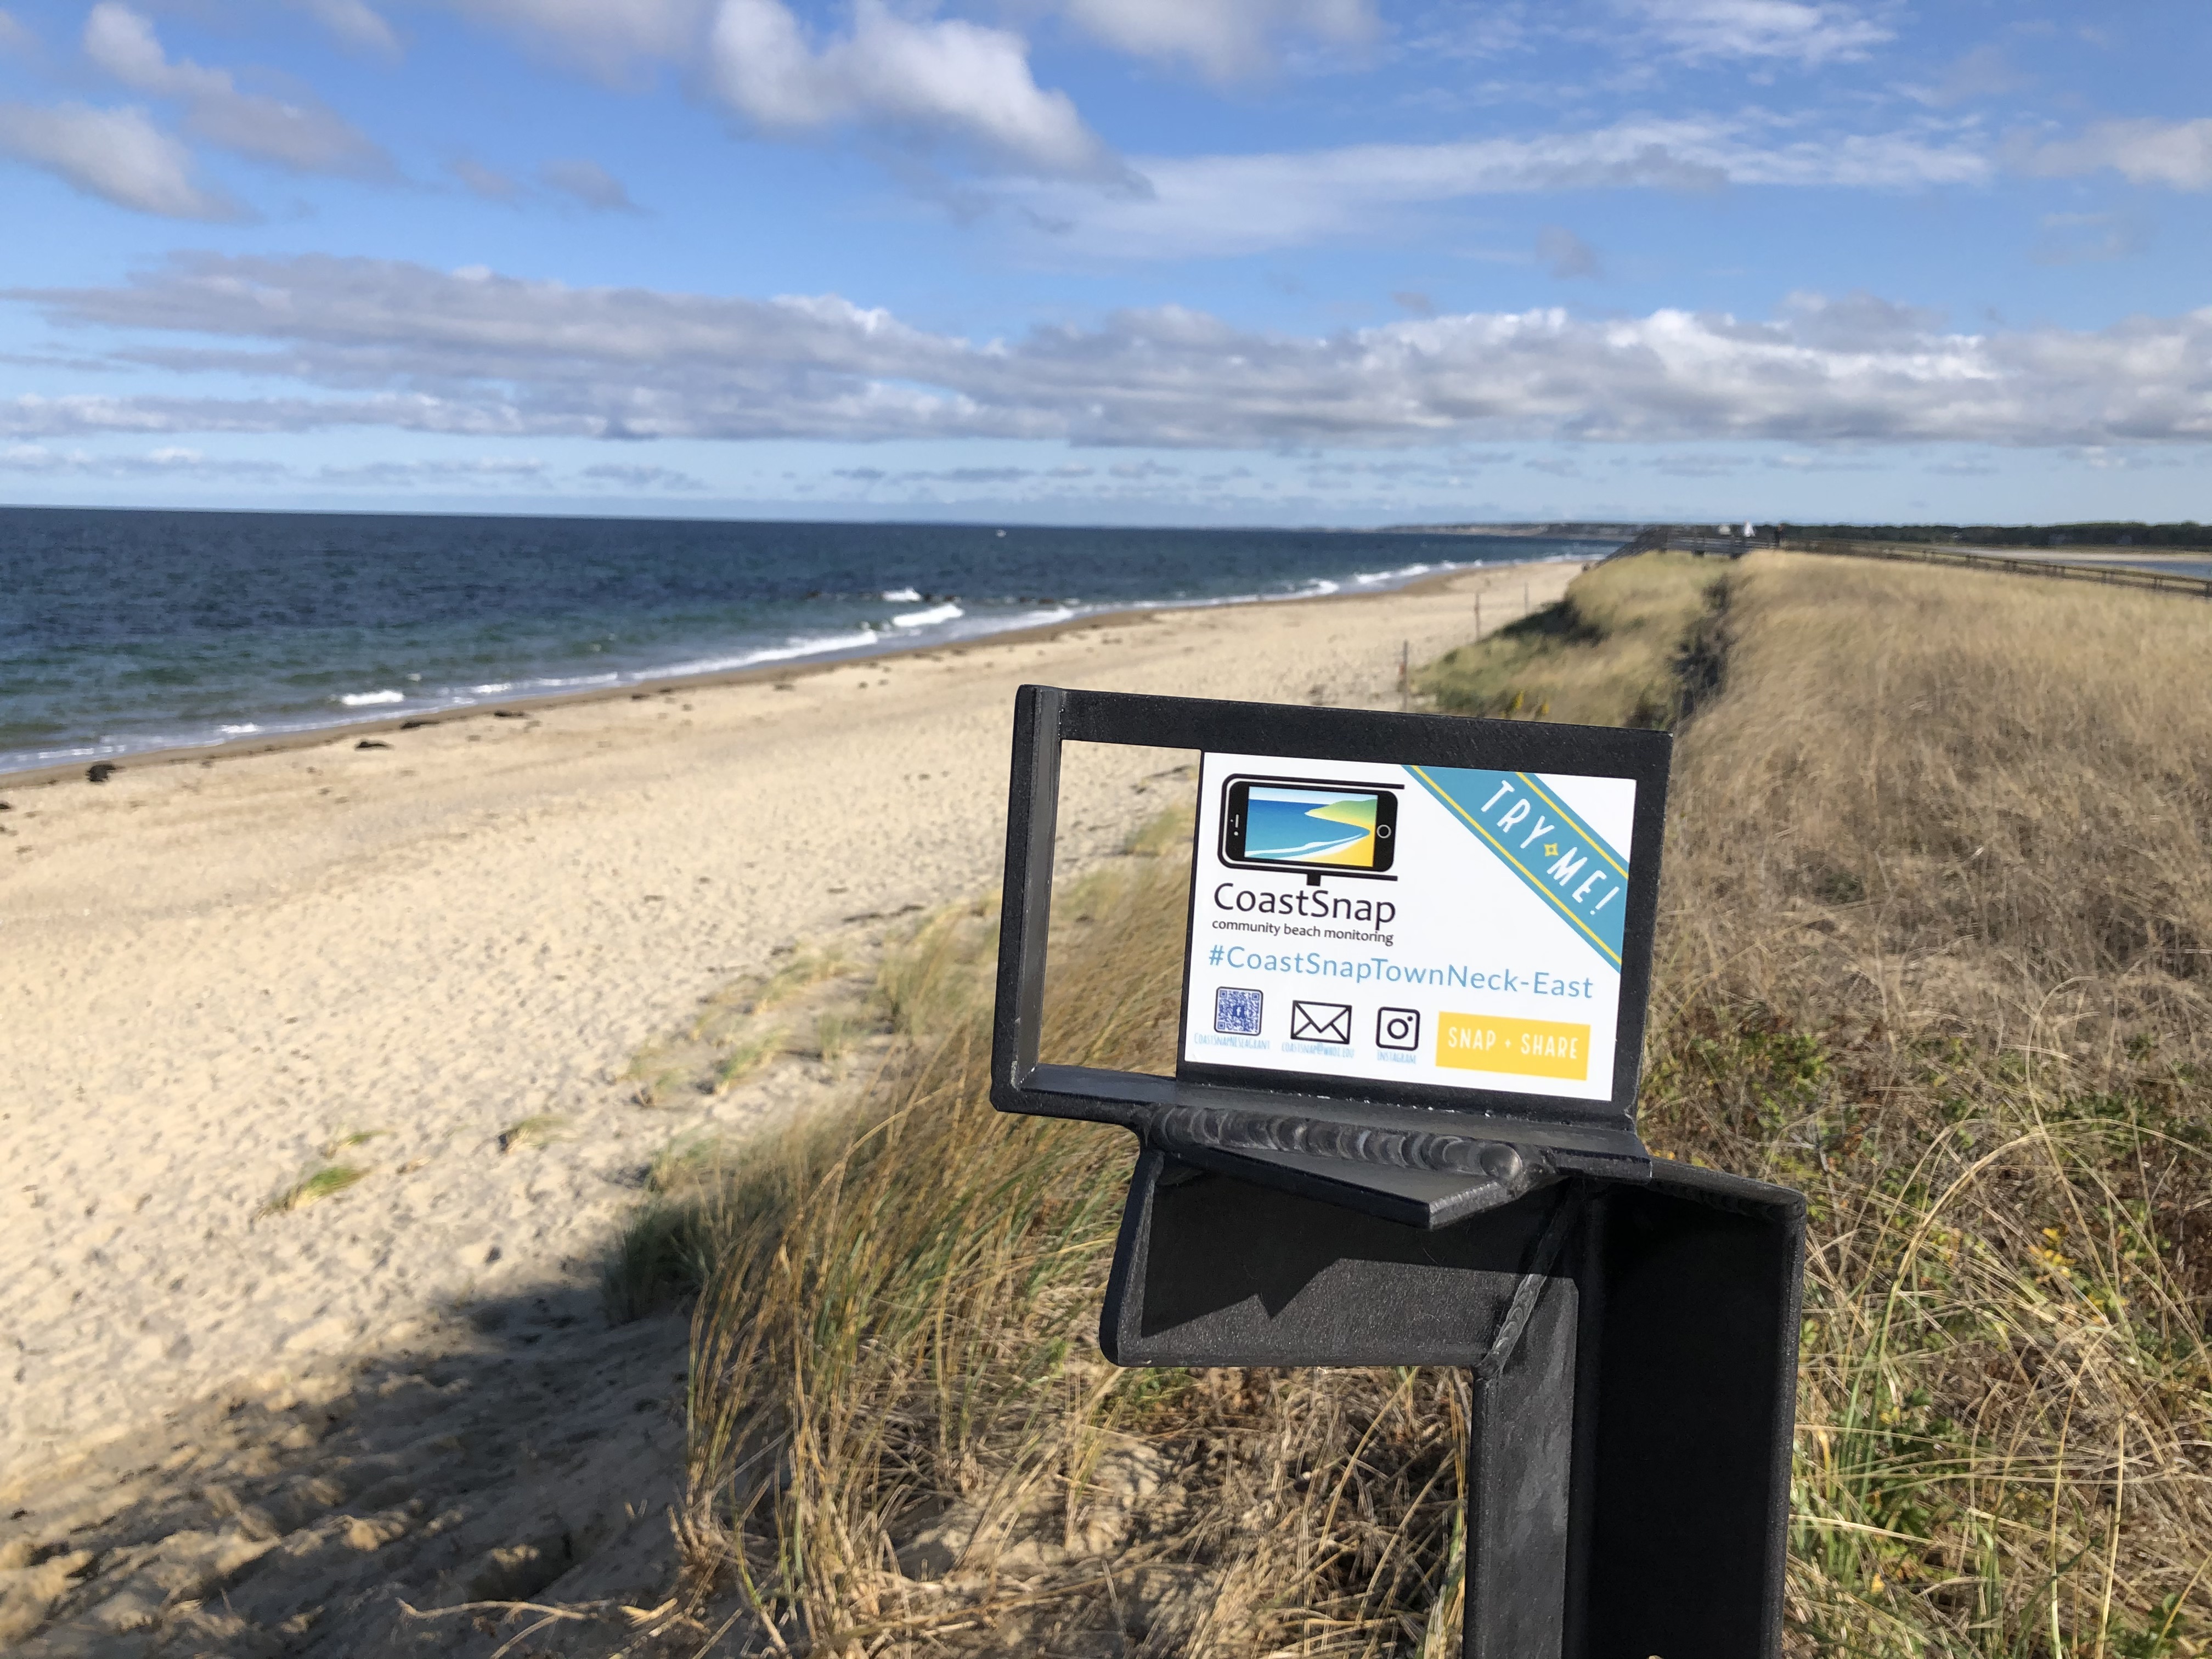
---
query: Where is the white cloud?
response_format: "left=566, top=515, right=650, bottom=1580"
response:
left=2013, top=119, right=2212, bottom=191
left=0, top=441, right=708, bottom=492
left=447, top=154, right=639, bottom=209
left=1059, top=0, right=1375, bottom=80
left=83, top=4, right=391, bottom=177
left=317, top=455, right=548, bottom=483
left=449, top=156, right=521, bottom=199
left=0, top=101, right=241, bottom=218
left=1899, top=43, right=2029, bottom=109
left=709, top=0, right=1125, bottom=182
left=289, top=0, right=402, bottom=58
left=1624, top=0, right=1892, bottom=65
left=0, top=9, right=35, bottom=54
left=84, top=5, right=222, bottom=95
left=540, top=156, right=641, bottom=210
left=1006, top=116, right=1988, bottom=258
left=410, top=0, right=1123, bottom=188
left=582, top=461, right=707, bottom=488
left=0, top=441, right=285, bottom=477
left=10, top=255, right=2212, bottom=453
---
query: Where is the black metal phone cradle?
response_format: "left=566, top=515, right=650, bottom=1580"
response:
left=991, top=685, right=1804, bottom=1658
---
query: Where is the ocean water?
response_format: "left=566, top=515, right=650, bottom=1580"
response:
left=0, top=509, right=1620, bottom=775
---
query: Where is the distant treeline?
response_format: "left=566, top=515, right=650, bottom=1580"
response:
left=1787, top=521, right=2212, bottom=550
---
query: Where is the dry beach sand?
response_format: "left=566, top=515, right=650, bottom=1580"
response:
left=0, top=560, right=1579, bottom=1651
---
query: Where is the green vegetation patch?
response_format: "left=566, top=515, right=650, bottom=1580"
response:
left=258, top=1163, right=366, bottom=1217
left=710, top=1029, right=785, bottom=1093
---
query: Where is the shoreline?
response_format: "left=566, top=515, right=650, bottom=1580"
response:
left=0, top=552, right=1586, bottom=1645
left=0, top=557, right=1588, bottom=1477
left=0, top=557, right=1570, bottom=792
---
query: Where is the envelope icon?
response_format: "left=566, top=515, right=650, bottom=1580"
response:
left=1290, top=999, right=1353, bottom=1044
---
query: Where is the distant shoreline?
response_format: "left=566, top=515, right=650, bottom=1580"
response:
left=1389, top=521, right=1648, bottom=539
left=0, top=555, right=1581, bottom=792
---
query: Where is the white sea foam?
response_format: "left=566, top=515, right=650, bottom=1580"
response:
left=338, top=690, right=405, bottom=707
left=882, top=587, right=922, bottom=602
left=648, top=629, right=884, bottom=680
left=217, top=724, right=262, bottom=735
left=379, top=667, right=614, bottom=718
left=892, top=602, right=963, bottom=628
left=455, top=672, right=620, bottom=695
left=917, top=603, right=1081, bottom=648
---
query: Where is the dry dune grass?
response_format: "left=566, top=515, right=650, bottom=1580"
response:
left=1674, top=551, right=2212, bottom=1011
left=1415, top=549, right=1725, bottom=726
left=656, top=855, right=1469, bottom=1656
left=640, top=550, right=2211, bottom=1657
left=1651, top=553, right=2212, bottom=1652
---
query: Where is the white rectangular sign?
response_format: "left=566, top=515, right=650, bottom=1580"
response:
left=1181, top=749, right=1638, bottom=1104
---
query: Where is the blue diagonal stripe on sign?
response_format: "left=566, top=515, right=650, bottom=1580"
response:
left=1408, top=766, right=1628, bottom=968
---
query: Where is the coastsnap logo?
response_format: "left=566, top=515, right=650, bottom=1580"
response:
left=1212, top=883, right=1397, bottom=928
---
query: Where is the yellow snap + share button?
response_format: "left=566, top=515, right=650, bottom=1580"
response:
left=1435, top=1013, right=1591, bottom=1081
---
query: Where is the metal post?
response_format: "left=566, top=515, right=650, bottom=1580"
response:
left=991, top=685, right=1798, bottom=1656
left=1099, top=1152, right=1804, bottom=1659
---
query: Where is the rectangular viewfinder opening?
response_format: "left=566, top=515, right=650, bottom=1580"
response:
left=1031, top=737, right=1201, bottom=1079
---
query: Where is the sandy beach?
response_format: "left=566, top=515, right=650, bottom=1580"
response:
left=0, top=561, right=1576, bottom=1647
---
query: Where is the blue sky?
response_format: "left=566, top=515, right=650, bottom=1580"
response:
left=0, top=0, right=2207, bottom=525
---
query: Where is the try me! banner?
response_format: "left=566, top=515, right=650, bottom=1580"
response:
left=1407, top=766, right=1627, bottom=968
left=1182, top=749, right=1637, bottom=1105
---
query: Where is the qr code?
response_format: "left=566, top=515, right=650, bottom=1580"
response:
left=1214, top=987, right=1264, bottom=1036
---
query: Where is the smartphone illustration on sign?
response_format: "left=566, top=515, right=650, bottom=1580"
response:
left=1220, top=776, right=1399, bottom=877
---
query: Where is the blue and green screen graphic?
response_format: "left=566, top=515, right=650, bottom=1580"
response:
left=1246, top=786, right=1381, bottom=868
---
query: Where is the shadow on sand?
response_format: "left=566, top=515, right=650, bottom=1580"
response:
left=1, top=1276, right=701, bottom=1657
